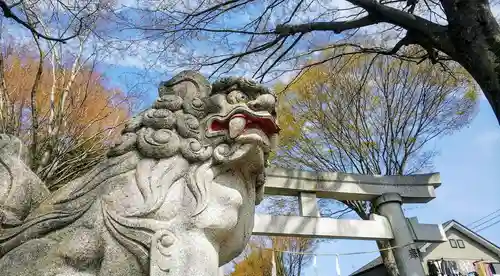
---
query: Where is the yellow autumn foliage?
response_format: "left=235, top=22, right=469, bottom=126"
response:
left=0, top=44, right=132, bottom=189
left=231, top=248, right=273, bottom=276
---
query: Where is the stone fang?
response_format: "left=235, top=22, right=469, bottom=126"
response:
left=229, top=115, right=247, bottom=138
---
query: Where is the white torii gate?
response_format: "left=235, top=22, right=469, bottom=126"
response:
left=251, top=167, right=447, bottom=276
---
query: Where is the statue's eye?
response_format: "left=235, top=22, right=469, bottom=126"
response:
left=227, top=90, right=249, bottom=104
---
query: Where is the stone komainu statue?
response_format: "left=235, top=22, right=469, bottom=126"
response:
left=0, top=71, right=279, bottom=276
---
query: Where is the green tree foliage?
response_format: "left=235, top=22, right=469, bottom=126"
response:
left=273, top=47, right=477, bottom=275
left=276, top=49, right=477, bottom=176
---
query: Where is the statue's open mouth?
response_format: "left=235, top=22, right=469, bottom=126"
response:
left=208, top=111, right=279, bottom=153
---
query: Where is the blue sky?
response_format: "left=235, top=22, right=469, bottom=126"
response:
left=105, top=63, right=500, bottom=275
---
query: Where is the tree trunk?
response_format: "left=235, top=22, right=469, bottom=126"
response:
left=29, top=41, right=44, bottom=170
left=377, top=240, right=399, bottom=276
left=0, top=47, right=9, bottom=133
left=348, top=205, right=399, bottom=276
left=439, top=0, right=500, bottom=123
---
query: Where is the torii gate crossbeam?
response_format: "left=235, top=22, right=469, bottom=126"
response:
left=252, top=167, right=447, bottom=276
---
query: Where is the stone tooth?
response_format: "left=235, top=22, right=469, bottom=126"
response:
left=229, top=116, right=247, bottom=138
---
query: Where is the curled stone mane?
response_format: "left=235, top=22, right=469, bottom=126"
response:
left=107, top=77, right=212, bottom=161
left=106, top=93, right=214, bottom=162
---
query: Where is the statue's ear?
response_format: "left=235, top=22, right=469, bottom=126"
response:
left=158, top=71, right=211, bottom=100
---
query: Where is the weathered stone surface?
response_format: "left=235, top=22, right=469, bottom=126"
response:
left=0, top=71, right=279, bottom=276
left=0, top=134, right=49, bottom=227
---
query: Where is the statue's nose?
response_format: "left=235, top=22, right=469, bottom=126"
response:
left=248, top=94, right=276, bottom=113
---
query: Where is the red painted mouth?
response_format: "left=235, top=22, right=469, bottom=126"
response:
left=210, top=113, right=279, bottom=136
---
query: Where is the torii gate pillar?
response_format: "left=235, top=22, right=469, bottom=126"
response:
left=374, top=193, right=425, bottom=276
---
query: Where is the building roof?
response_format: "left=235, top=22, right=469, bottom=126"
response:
left=349, top=219, right=500, bottom=276
left=349, top=257, right=384, bottom=276
left=419, top=219, right=500, bottom=257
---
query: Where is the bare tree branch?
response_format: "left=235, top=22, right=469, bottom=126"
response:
left=0, top=0, right=84, bottom=43
left=275, top=16, right=381, bottom=35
